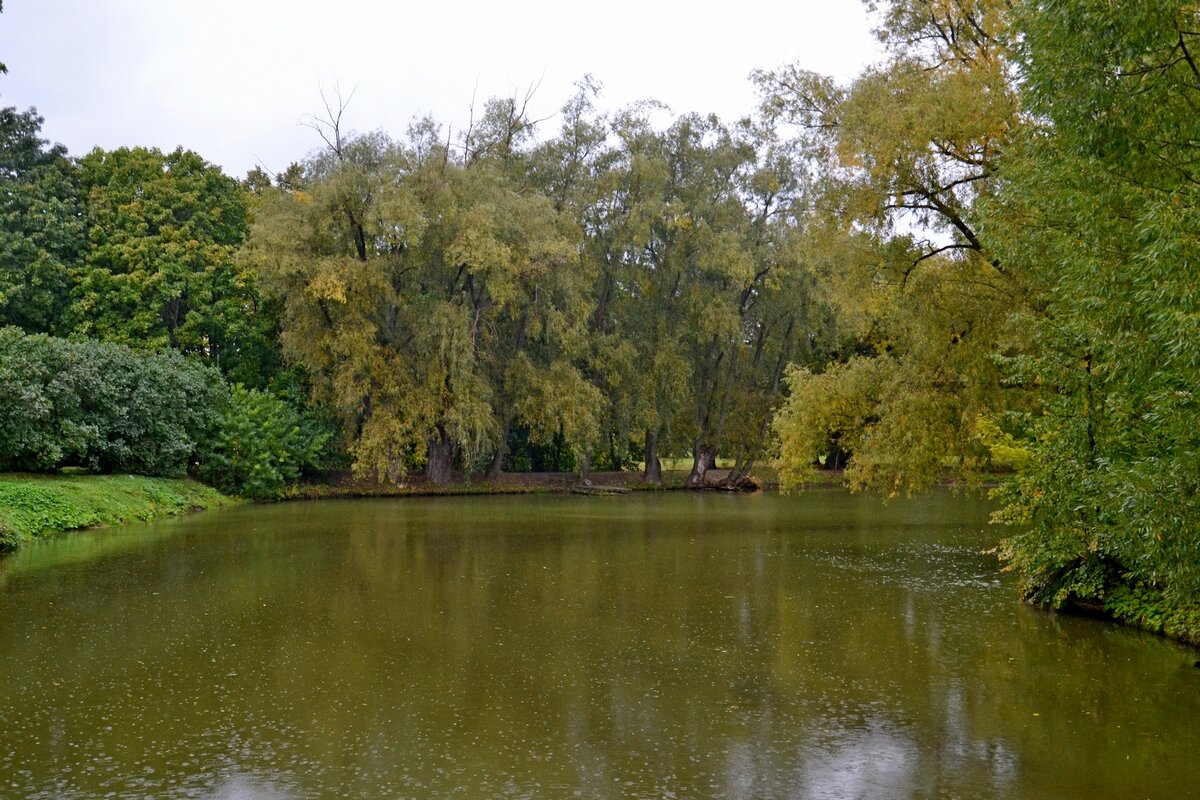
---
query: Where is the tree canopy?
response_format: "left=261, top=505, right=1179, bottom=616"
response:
left=763, top=0, right=1028, bottom=496
left=986, top=0, right=1200, bottom=621
left=0, top=106, right=84, bottom=333
left=767, top=0, right=1200, bottom=637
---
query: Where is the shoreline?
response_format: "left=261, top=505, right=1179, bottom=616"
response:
left=5, top=470, right=1191, bottom=649
left=0, top=467, right=795, bottom=551
left=0, top=466, right=988, bottom=549
left=0, top=473, right=236, bottom=552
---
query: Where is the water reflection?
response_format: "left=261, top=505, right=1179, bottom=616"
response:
left=1, top=491, right=1198, bottom=799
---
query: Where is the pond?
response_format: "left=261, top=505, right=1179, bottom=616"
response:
left=1, top=491, right=1197, bottom=799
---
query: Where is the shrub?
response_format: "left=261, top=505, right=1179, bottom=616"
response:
left=0, top=326, right=224, bottom=475
left=197, top=384, right=330, bottom=499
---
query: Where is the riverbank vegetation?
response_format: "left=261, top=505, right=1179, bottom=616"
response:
left=0, top=473, right=231, bottom=550
left=1, top=1, right=1198, bottom=639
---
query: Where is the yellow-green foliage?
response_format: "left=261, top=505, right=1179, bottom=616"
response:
left=250, top=135, right=589, bottom=483
left=0, top=473, right=233, bottom=551
left=773, top=358, right=889, bottom=489
left=757, top=1, right=1030, bottom=499
left=773, top=345, right=997, bottom=497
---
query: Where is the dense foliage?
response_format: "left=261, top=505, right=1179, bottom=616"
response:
left=765, top=0, right=1200, bottom=636
left=72, top=146, right=281, bottom=385
left=762, top=0, right=1025, bottom=495
left=0, top=327, right=224, bottom=476
left=986, top=0, right=1200, bottom=637
left=247, top=92, right=829, bottom=486
left=197, top=384, right=331, bottom=499
left=0, top=107, right=84, bottom=333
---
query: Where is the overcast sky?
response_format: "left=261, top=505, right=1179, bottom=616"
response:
left=0, top=0, right=881, bottom=179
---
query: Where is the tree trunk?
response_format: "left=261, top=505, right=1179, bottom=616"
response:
left=426, top=424, right=456, bottom=485
left=486, top=416, right=511, bottom=480
left=685, top=441, right=717, bottom=489
left=822, top=434, right=849, bottom=470
left=386, top=457, right=405, bottom=486
left=643, top=428, right=663, bottom=484
left=719, top=452, right=760, bottom=491
left=485, top=447, right=504, bottom=480
left=579, top=450, right=591, bottom=482
left=608, top=430, right=621, bottom=473
left=725, top=448, right=748, bottom=485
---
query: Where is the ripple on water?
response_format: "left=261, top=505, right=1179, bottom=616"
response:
left=1, top=492, right=1198, bottom=799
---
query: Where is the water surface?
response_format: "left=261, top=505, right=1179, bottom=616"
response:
left=1, top=491, right=1197, bottom=798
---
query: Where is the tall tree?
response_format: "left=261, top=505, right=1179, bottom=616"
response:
left=989, top=1, right=1200, bottom=621
left=0, top=107, right=84, bottom=333
left=717, top=123, right=828, bottom=488
left=578, top=101, right=689, bottom=483
left=251, top=111, right=590, bottom=484
left=527, top=79, right=643, bottom=476
left=70, top=146, right=274, bottom=384
left=764, top=0, right=1028, bottom=494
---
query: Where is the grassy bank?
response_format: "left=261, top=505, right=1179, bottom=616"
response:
left=0, top=473, right=235, bottom=551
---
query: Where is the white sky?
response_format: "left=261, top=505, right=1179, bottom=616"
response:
left=0, top=0, right=881, bottom=179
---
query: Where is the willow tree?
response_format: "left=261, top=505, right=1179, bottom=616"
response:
left=762, top=0, right=1028, bottom=494
left=570, top=107, right=759, bottom=486
left=250, top=111, right=592, bottom=484
left=986, top=1, right=1200, bottom=632
left=651, top=114, right=830, bottom=489
left=470, top=90, right=605, bottom=478
left=535, top=98, right=825, bottom=487
left=716, top=125, right=830, bottom=488
left=526, top=80, right=652, bottom=476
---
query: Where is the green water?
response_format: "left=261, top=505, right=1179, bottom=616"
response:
left=1, top=491, right=1197, bottom=799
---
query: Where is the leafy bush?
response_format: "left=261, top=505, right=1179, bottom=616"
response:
left=0, top=326, right=92, bottom=469
left=197, top=384, right=331, bottom=499
left=0, top=326, right=224, bottom=475
left=1103, top=583, right=1200, bottom=646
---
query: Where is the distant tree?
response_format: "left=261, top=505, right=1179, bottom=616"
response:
left=0, top=106, right=85, bottom=332
left=560, top=102, right=828, bottom=487
left=251, top=113, right=589, bottom=485
left=70, top=146, right=277, bottom=385
left=243, top=165, right=273, bottom=194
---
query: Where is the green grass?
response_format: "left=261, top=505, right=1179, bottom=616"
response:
left=0, top=473, right=235, bottom=551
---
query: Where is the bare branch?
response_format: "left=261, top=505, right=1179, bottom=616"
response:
left=912, top=241, right=978, bottom=264
left=1178, top=29, right=1200, bottom=86
left=302, top=80, right=359, bottom=161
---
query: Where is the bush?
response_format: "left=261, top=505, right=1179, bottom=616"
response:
left=0, top=326, right=224, bottom=475
left=197, top=384, right=331, bottom=499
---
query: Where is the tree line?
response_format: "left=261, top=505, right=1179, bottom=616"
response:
left=1, top=82, right=835, bottom=491
left=2, top=0, right=1198, bottom=633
